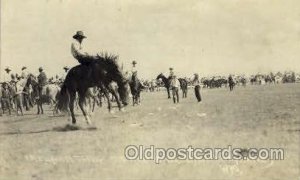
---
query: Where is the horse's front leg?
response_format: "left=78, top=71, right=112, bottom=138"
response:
left=176, top=89, right=179, bottom=103
left=111, top=90, right=121, bottom=111
left=167, top=88, right=171, bottom=99
left=98, top=93, right=102, bottom=107
left=92, top=97, right=96, bottom=112
left=40, top=100, right=44, bottom=114
left=19, top=104, right=23, bottom=116
left=37, top=99, right=40, bottom=114
left=102, top=90, right=111, bottom=112
left=137, top=92, right=141, bottom=105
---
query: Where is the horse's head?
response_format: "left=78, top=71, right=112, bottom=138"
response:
left=98, top=53, right=129, bottom=106
left=156, top=73, right=164, bottom=80
left=25, top=74, right=39, bottom=92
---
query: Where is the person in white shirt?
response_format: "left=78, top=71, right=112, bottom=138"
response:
left=71, top=31, right=97, bottom=65
left=21, top=66, right=28, bottom=79
left=129, top=60, right=139, bottom=81
left=170, top=74, right=180, bottom=103
left=192, top=73, right=202, bottom=102
left=170, top=75, right=180, bottom=88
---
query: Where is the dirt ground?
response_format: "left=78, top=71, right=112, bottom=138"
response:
left=0, top=83, right=299, bottom=180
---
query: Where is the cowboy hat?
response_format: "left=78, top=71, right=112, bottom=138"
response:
left=21, top=66, right=27, bottom=70
left=132, top=60, right=137, bottom=65
left=16, top=74, right=21, bottom=80
left=63, top=66, right=69, bottom=70
left=4, top=67, right=11, bottom=73
left=73, top=31, right=86, bottom=40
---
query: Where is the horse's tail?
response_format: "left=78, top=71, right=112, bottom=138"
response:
left=56, top=84, right=70, bottom=112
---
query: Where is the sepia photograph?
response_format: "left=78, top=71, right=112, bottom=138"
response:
left=0, top=0, right=299, bottom=179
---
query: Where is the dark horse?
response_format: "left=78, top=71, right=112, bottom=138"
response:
left=129, top=72, right=143, bottom=106
left=56, top=54, right=129, bottom=124
left=25, top=74, right=60, bottom=114
left=178, top=78, right=188, bottom=98
left=156, top=73, right=171, bottom=99
left=156, top=73, right=188, bottom=99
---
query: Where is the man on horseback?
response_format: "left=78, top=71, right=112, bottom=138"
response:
left=129, top=61, right=139, bottom=81
left=168, top=67, right=174, bottom=79
left=228, top=75, right=235, bottom=91
left=71, top=31, right=97, bottom=65
left=37, top=67, right=47, bottom=97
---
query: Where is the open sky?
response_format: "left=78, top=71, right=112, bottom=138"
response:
left=1, top=0, right=300, bottom=80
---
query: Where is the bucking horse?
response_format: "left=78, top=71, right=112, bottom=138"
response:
left=56, top=54, right=129, bottom=124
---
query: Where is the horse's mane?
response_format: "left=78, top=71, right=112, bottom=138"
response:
left=96, top=52, right=119, bottom=65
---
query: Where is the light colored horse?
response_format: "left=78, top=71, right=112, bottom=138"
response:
left=25, top=75, right=60, bottom=114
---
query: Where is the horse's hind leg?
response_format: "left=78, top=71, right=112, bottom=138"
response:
left=37, top=99, right=40, bottom=114
left=78, top=93, right=91, bottom=125
left=132, top=96, right=135, bottom=106
left=92, top=97, right=96, bottom=112
left=69, top=92, right=77, bottom=124
left=176, top=89, right=179, bottom=103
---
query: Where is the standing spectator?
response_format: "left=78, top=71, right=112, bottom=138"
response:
left=1, top=83, right=11, bottom=115
left=192, top=73, right=202, bottom=102
left=21, top=66, right=28, bottom=79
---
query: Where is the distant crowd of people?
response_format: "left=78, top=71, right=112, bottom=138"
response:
left=1, top=31, right=299, bottom=115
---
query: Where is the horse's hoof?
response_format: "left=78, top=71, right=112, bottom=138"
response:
left=110, top=110, right=115, bottom=114
left=85, top=116, right=92, bottom=125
